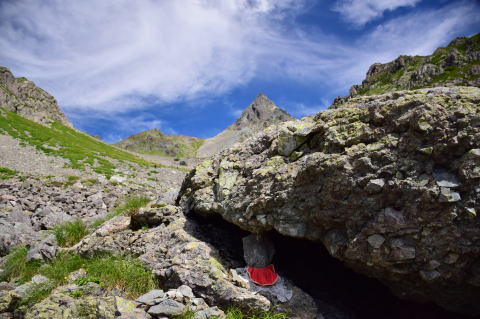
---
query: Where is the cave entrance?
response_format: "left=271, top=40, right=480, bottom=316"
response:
left=187, top=213, right=469, bottom=319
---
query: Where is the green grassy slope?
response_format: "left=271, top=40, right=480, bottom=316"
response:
left=115, top=128, right=204, bottom=158
left=0, top=107, right=157, bottom=177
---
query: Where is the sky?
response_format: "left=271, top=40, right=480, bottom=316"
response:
left=0, top=0, right=479, bottom=143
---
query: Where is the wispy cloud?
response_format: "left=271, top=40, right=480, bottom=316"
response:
left=0, top=0, right=478, bottom=119
left=332, top=0, right=422, bottom=27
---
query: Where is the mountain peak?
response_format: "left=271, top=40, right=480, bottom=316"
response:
left=230, top=93, right=293, bottom=130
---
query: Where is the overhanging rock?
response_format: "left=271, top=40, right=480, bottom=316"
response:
left=178, top=87, right=480, bottom=315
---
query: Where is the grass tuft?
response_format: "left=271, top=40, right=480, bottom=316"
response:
left=113, top=194, right=150, bottom=217
left=90, top=194, right=151, bottom=229
left=83, top=255, right=156, bottom=298
left=0, top=167, right=17, bottom=180
left=0, top=249, right=157, bottom=308
left=225, top=308, right=289, bottom=319
left=52, top=219, right=90, bottom=247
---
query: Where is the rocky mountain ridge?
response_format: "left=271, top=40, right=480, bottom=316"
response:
left=0, top=67, right=71, bottom=127
left=116, top=93, right=294, bottom=161
left=196, top=94, right=294, bottom=158
left=335, top=33, right=480, bottom=102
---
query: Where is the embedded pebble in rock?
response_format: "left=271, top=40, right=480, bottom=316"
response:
left=433, top=170, right=460, bottom=188
left=365, top=178, right=385, bottom=193
left=439, top=187, right=461, bottom=202
left=367, top=234, right=385, bottom=249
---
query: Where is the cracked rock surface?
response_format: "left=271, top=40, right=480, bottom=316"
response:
left=178, top=86, right=480, bottom=315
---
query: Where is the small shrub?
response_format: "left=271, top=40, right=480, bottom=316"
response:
left=52, top=220, right=89, bottom=247
left=74, top=276, right=102, bottom=286
left=70, top=290, right=85, bottom=299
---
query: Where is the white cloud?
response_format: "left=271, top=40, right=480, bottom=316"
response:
left=0, top=0, right=477, bottom=118
left=332, top=0, right=422, bottom=26
left=0, top=0, right=304, bottom=112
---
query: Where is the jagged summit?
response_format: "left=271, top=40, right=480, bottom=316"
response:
left=230, top=93, right=293, bottom=130
left=0, top=66, right=72, bottom=127
left=196, top=94, right=293, bottom=158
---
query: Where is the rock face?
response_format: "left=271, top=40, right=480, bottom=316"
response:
left=196, top=94, right=294, bottom=158
left=178, top=86, right=480, bottom=315
left=337, top=33, right=480, bottom=100
left=115, top=128, right=205, bottom=158
left=0, top=66, right=71, bottom=127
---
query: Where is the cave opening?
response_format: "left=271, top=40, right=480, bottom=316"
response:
left=187, top=213, right=470, bottom=319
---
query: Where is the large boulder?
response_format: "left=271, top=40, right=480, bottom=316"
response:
left=178, top=87, right=480, bottom=315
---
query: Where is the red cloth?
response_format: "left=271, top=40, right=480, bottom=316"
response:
left=247, top=265, right=278, bottom=286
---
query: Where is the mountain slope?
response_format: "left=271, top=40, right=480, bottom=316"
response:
left=196, top=93, right=294, bottom=157
left=0, top=107, right=156, bottom=177
left=115, top=128, right=204, bottom=158
left=0, top=66, right=72, bottom=127
left=338, top=33, right=480, bottom=100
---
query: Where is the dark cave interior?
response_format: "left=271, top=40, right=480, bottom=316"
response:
left=188, top=213, right=473, bottom=319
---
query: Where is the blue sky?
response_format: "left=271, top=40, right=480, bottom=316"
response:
left=0, top=0, right=479, bottom=142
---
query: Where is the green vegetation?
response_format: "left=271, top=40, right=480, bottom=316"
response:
left=81, top=255, right=156, bottom=297
left=52, top=219, right=90, bottom=247
left=115, top=129, right=205, bottom=158
left=81, top=178, right=98, bottom=186
left=0, top=107, right=159, bottom=177
left=0, top=167, right=17, bottom=180
left=0, top=245, right=40, bottom=283
left=174, top=308, right=289, bottom=319
left=74, top=276, right=102, bottom=286
left=354, top=33, right=480, bottom=97
left=70, top=290, right=85, bottom=299
left=1, top=247, right=157, bottom=307
left=90, top=194, right=151, bottom=228
left=225, top=308, right=289, bottom=319
left=112, top=194, right=150, bottom=217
